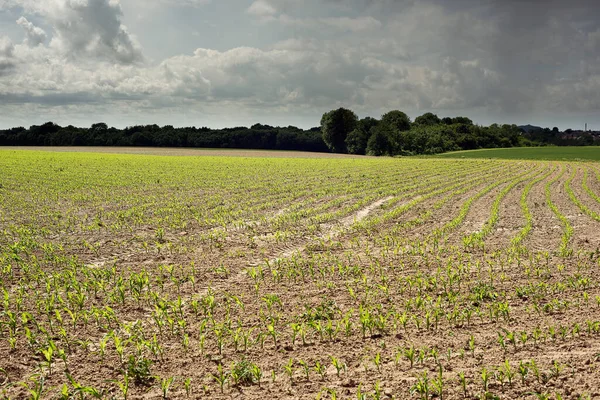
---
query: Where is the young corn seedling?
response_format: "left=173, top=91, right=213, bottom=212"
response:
left=432, top=364, right=444, bottom=400
left=330, top=356, right=346, bottom=377
left=418, top=348, right=427, bottom=366
left=550, top=361, right=564, bottom=379
left=98, top=335, right=109, bottom=361
left=506, top=331, right=517, bottom=351
left=241, top=328, right=254, bottom=352
left=290, top=322, right=301, bottom=346
left=405, top=346, right=416, bottom=369
left=65, top=371, right=105, bottom=400
left=184, top=378, right=192, bottom=397
left=373, top=352, right=382, bottom=373
left=458, top=371, right=468, bottom=397
left=446, top=348, right=452, bottom=362
left=497, top=332, right=507, bottom=353
left=356, top=384, right=368, bottom=400
left=324, top=387, right=338, bottom=400
left=20, top=375, right=46, bottom=400
left=468, top=335, right=476, bottom=357
left=529, top=359, right=542, bottom=383
left=211, top=364, right=228, bottom=394
left=40, top=345, right=53, bottom=375
left=249, top=364, right=263, bottom=387
left=372, top=381, right=383, bottom=400
left=518, top=360, right=529, bottom=384
left=324, top=319, right=338, bottom=341
left=532, top=327, right=543, bottom=346
left=314, top=361, right=327, bottom=381
left=283, top=358, right=294, bottom=386
left=501, top=360, right=515, bottom=386
left=215, top=326, right=226, bottom=355
left=481, top=367, right=491, bottom=392
left=519, top=331, right=528, bottom=346
left=394, top=347, right=403, bottom=367
left=298, top=359, right=310, bottom=381
left=112, top=373, right=130, bottom=400
left=160, top=376, right=175, bottom=399
left=113, top=334, right=126, bottom=365
left=267, top=324, right=278, bottom=349
left=572, top=323, right=581, bottom=337
left=410, top=371, right=430, bottom=400
left=342, top=311, right=353, bottom=336
left=58, top=384, right=71, bottom=400
left=429, top=348, right=439, bottom=365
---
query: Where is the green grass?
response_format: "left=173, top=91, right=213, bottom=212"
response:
left=431, top=146, right=600, bottom=161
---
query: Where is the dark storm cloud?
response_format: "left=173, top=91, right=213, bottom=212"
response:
left=0, top=0, right=599, bottom=128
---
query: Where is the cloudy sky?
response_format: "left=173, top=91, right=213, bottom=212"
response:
left=0, top=0, right=599, bottom=130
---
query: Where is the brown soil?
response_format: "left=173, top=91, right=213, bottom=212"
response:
left=2, top=157, right=600, bottom=400
left=525, top=165, right=565, bottom=253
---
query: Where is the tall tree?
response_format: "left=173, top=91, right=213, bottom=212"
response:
left=320, top=108, right=358, bottom=153
left=381, top=110, right=411, bottom=132
left=414, top=112, right=441, bottom=126
left=452, top=116, right=473, bottom=125
left=345, top=116, right=379, bottom=155
left=366, top=123, right=394, bottom=156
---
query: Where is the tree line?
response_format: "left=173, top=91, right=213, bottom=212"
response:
left=0, top=108, right=595, bottom=155
left=0, top=123, right=328, bottom=152
left=320, top=108, right=593, bottom=156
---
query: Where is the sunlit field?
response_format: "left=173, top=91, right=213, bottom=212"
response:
left=1, top=149, right=600, bottom=399
left=434, top=146, right=600, bottom=161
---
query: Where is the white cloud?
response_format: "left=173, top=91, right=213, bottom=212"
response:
left=155, top=0, right=211, bottom=6
left=0, top=36, right=13, bottom=57
left=0, top=0, right=48, bottom=13
left=47, top=0, right=143, bottom=64
left=275, top=14, right=382, bottom=32
left=320, top=16, right=382, bottom=32
left=0, top=36, right=15, bottom=76
left=3, top=0, right=143, bottom=64
left=248, top=0, right=382, bottom=33
left=16, top=16, right=47, bottom=46
left=247, top=0, right=277, bottom=17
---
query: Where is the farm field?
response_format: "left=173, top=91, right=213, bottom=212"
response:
left=2, top=150, right=600, bottom=399
left=0, top=147, right=366, bottom=159
left=433, top=146, right=600, bottom=161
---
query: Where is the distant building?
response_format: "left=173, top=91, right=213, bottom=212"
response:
left=560, top=130, right=600, bottom=141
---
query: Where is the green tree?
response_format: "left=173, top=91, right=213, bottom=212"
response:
left=345, top=117, right=379, bottom=155
left=320, top=108, right=358, bottom=153
left=452, top=116, right=473, bottom=125
left=91, top=122, right=108, bottom=133
left=366, top=123, right=394, bottom=156
left=381, top=110, right=411, bottom=132
left=414, top=112, right=441, bottom=126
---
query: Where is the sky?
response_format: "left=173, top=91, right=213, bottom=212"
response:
left=0, top=0, right=599, bottom=130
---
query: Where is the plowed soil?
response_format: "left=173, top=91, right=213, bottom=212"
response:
left=1, top=151, right=600, bottom=400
